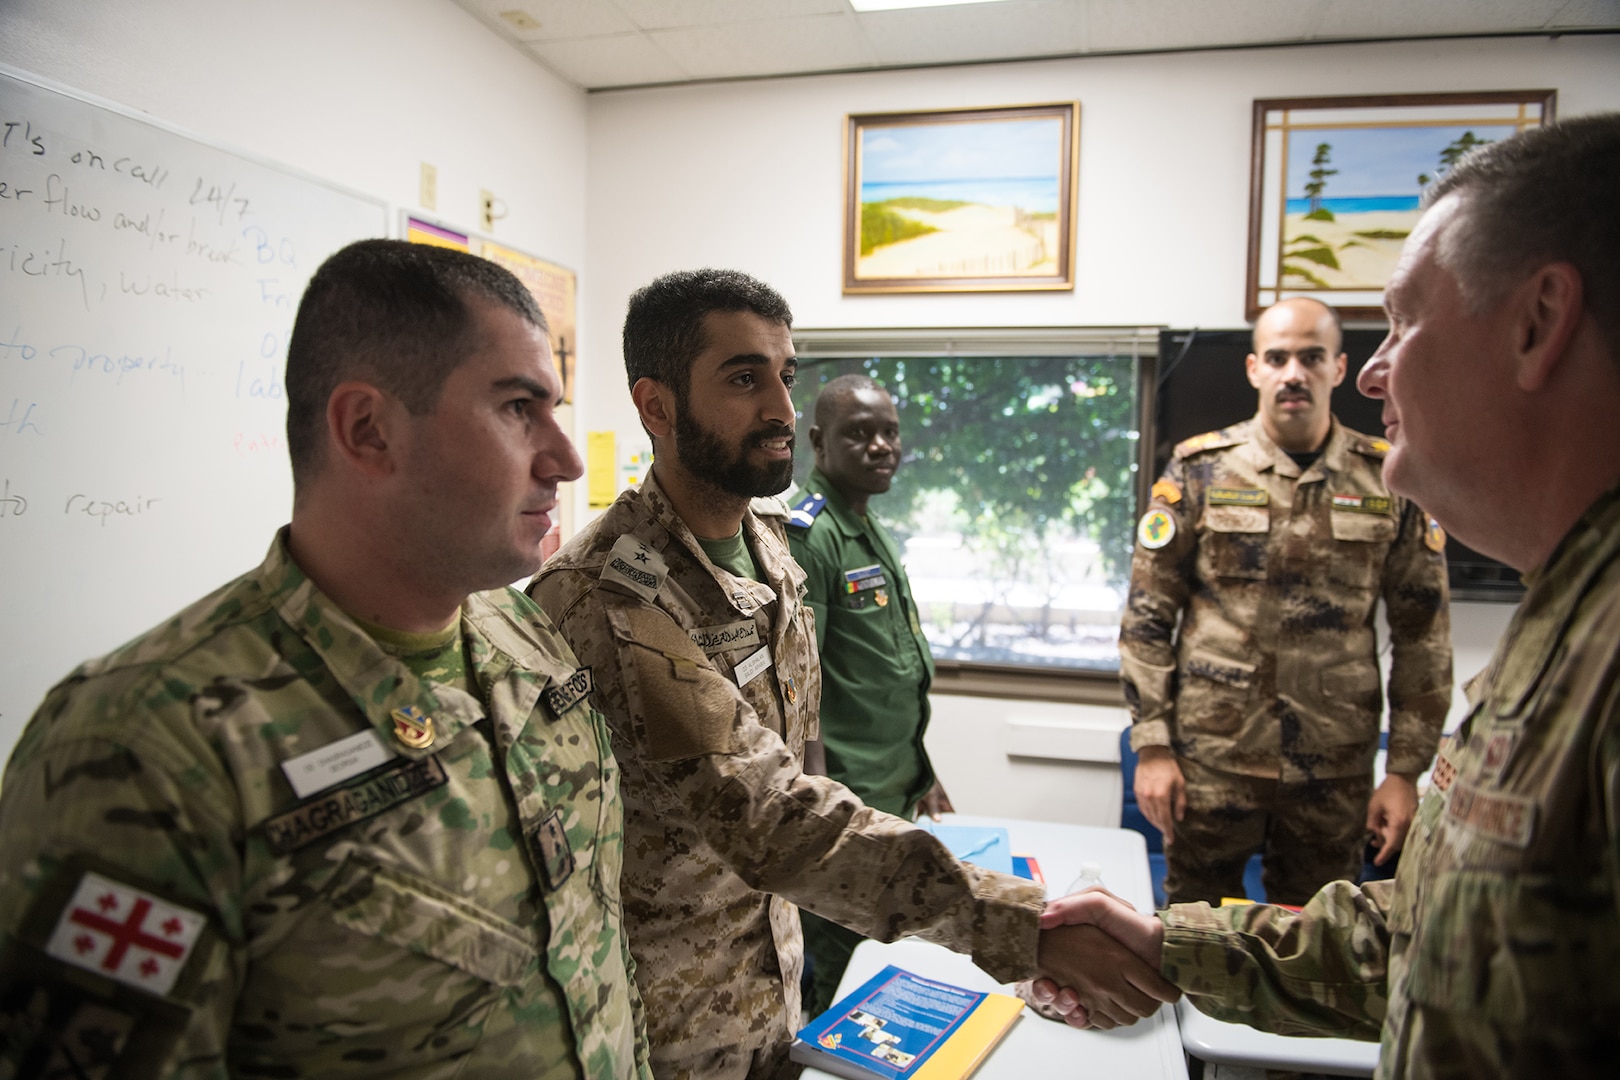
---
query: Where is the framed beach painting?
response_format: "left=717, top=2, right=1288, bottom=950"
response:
left=1246, top=91, right=1555, bottom=320
left=843, top=103, right=1079, bottom=294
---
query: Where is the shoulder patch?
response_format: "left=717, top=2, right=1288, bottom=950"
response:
left=1174, top=428, right=1241, bottom=460
left=1150, top=478, right=1182, bottom=505
left=787, top=491, right=827, bottom=530
left=45, top=871, right=207, bottom=996
left=1137, top=508, right=1177, bottom=550
left=600, top=535, right=667, bottom=601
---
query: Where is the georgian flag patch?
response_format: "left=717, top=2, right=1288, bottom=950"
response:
left=44, top=872, right=205, bottom=996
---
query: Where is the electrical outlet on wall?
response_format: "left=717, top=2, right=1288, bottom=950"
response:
left=420, top=162, right=437, bottom=210
left=479, top=189, right=495, bottom=231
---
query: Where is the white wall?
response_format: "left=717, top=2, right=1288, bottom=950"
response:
left=0, top=0, right=588, bottom=320
left=583, top=35, right=1618, bottom=823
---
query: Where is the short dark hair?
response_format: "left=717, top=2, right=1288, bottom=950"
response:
left=622, top=269, right=792, bottom=400
left=813, top=373, right=888, bottom=429
left=1428, top=112, right=1620, bottom=359
left=285, top=239, right=547, bottom=484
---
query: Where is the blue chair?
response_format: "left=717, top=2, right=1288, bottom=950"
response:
left=1117, top=729, right=1264, bottom=908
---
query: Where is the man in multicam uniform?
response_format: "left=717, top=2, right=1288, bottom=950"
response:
left=0, top=240, right=650, bottom=1078
left=530, top=268, right=1178, bottom=1080
left=1120, top=296, right=1453, bottom=906
left=1036, top=113, right=1620, bottom=1078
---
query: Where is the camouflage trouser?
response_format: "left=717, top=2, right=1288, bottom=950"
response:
left=1163, top=756, right=1371, bottom=907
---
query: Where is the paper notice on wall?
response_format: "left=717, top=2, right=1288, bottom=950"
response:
left=619, top=438, right=652, bottom=492
left=588, top=431, right=617, bottom=508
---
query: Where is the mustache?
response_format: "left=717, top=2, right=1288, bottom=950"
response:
left=748, top=425, right=795, bottom=447
left=1276, top=385, right=1313, bottom=402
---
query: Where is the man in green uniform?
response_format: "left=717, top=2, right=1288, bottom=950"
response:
left=0, top=240, right=650, bottom=1078
left=787, top=374, right=953, bottom=1014
left=1035, top=113, right=1620, bottom=1079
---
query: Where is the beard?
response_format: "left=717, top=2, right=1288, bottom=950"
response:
left=674, top=406, right=795, bottom=498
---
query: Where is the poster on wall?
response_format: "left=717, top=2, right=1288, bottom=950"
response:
left=405, top=215, right=470, bottom=250
left=1246, top=90, right=1555, bottom=319
left=843, top=102, right=1079, bottom=294
left=479, top=240, right=578, bottom=404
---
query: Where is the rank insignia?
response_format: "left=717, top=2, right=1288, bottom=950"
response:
left=390, top=705, right=435, bottom=749
left=529, top=809, right=575, bottom=890
left=1137, top=508, right=1176, bottom=550
left=1151, top=478, right=1182, bottom=505
left=1425, top=515, right=1447, bottom=552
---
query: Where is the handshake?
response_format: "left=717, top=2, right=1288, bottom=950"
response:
left=1027, top=887, right=1179, bottom=1029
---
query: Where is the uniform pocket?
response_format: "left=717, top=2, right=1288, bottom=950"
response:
left=1178, top=648, right=1256, bottom=736
left=1321, top=658, right=1382, bottom=720
left=1202, top=505, right=1269, bottom=580
left=327, top=856, right=535, bottom=987
left=1403, top=870, right=1620, bottom=1026
left=605, top=606, right=741, bottom=762
left=1329, top=510, right=1397, bottom=590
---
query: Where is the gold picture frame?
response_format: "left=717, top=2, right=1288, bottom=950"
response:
left=843, top=103, right=1079, bottom=294
left=1246, top=90, right=1555, bottom=320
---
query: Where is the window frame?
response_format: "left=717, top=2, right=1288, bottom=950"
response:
left=790, top=326, right=1162, bottom=704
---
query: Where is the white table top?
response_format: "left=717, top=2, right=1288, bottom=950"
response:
left=1175, top=999, right=1379, bottom=1077
left=800, top=813, right=1188, bottom=1080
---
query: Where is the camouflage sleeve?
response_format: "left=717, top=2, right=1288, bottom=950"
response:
left=1381, top=500, right=1453, bottom=775
left=621, top=921, right=653, bottom=1079
left=554, top=594, right=1045, bottom=983
left=1160, top=878, right=1395, bottom=1041
left=0, top=674, right=245, bottom=1077
left=1119, top=456, right=1196, bottom=751
left=786, top=531, right=833, bottom=656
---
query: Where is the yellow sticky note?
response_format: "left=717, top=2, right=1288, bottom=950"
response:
left=588, top=431, right=617, bottom=508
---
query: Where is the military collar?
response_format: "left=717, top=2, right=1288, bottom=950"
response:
left=258, top=528, right=485, bottom=759
left=1241, top=414, right=1350, bottom=481
left=1484, top=483, right=1620, bottom=719
left=805, top=467, right=874, bottom=540
left=639, top=467, right=783, bottom=616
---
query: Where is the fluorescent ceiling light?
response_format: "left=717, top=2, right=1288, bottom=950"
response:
left=850, top=0, right=1013, bottom=11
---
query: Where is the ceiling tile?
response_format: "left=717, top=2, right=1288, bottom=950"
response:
left=612, top=0, right=849, bottom=32
left=527, top=33, right=690, bottom=86
left=648, top=12, right=879, bottom=79
left=859, top=1, right=1087, bottom=66
left=454, top=0, right=637, bottom=41
left=1087, top=0, right=1319, bottom=53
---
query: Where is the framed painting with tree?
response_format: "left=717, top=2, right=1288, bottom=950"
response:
left=844, top=103, right=1079, bottom=294
left=1245, top=91, right=1555, bottom=320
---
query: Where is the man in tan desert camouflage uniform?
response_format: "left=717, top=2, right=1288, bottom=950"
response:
left=1037, top=113, right=1620, bottom=1079
left=531, top=268, right=1178, bottom=1079
left=1121, top=296, right=1453, bottom=905
left=0, top=241, right=650, bottom=1078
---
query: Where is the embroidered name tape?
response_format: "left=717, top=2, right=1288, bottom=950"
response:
left=1446, top=782, right=1535, bottom=848
left=265, top=756, right=449, bottom=854
left=281, top=729, right=395, bottom=800
left=544, top=667, right=593, bottom=716
left=45, top=872, right=206, bottom=997
left=1332, top=494, right=1393, bottom=514
left=1208, top=487, right=1269, bottom=506
left=689, top=620, right=760, bottom=655
left=842, top=565, right=888, bottom=594
left=601, top=535, right=667, bottom=601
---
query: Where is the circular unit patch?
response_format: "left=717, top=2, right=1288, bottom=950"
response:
left=1137, top=509, right=1177, bottom=550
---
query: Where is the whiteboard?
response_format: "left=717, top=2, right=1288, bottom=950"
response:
left=0, top=66, right=388, bottom=758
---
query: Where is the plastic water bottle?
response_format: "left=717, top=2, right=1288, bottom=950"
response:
left=1066, top=861, right=1104, bottom=895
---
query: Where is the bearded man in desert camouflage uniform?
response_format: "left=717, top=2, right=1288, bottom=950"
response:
left=1037, top=112, right=1620, bottom=1079
left=1121, top=295, right=1453, bottom=906
left=0, top=240, right=650, bottom=1078
left=531, top=268, right=1177, bottom=1080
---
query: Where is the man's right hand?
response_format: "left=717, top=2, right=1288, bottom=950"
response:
left=1134, top=747, right=1186, bottom=844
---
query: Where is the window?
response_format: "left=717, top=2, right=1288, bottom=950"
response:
left=791, top=328, right=1156, bottom=677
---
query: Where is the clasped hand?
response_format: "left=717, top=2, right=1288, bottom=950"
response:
left=1029, top=887, right=1178, bottom=1030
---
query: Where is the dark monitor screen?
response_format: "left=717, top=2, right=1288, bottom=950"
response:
left=1154, top=328, right=1522, bottom=602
